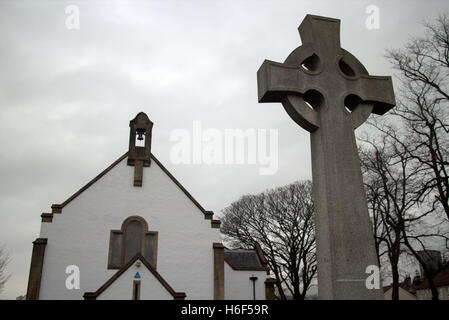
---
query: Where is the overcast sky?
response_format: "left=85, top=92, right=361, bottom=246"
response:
left=1, top=0, right=448, bottom=299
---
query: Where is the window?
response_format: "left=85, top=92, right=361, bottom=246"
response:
left=108, top=216, right=158, bottom=269
left=124, top=220, right=143, bottom=263
left=132, top=280, right=141, bottom=300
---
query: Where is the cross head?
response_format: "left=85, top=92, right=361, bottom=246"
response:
left=257, top=15, right=395, bottom=132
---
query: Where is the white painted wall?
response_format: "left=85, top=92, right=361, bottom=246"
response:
left=224, top=262, right=267, bottom=300
left=39, top=155, right=221, bottom=299
left=97, top=260, right=173, bottom=300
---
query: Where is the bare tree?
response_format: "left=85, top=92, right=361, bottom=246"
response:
left=383, top=13, right=449, bottom=222
left=220, top=180, right=316, bottom=300
left=0, top=246, right=11, bottom=293
left=358, top=13, right=449, bottom=300
left=360, top=127, right=449, bottom=300
left=360, top=133, right=420, bottom=300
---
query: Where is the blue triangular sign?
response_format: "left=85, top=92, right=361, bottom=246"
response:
left=134, top=272, right=141, bottom=279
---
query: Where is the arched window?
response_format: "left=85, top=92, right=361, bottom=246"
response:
left=108, top=216, right=158, bottom=269
left=123, top=219, right=143, bottom=263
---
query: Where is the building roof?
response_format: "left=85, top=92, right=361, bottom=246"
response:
left=382, top=286, right=417, bottom=300
left=83, top=253, right=186, bottom=300
left=382, top=281, right=412, bottom=293
left=382, top=275, right=416, bottom=293
left=415, top=266, right=449, bottom=290
left=45, top=152, right=219, bottom=227
left=224, top=248, right=268, bottom=271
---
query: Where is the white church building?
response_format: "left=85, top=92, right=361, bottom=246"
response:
left=26, top=112, right=275, bottom=300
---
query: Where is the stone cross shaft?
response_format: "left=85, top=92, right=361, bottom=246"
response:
left=257, top=15, right=395, bottom=299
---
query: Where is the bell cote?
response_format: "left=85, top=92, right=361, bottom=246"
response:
left=128, top=112, right=153, bottom=187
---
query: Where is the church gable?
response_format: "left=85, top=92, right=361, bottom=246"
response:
left=30, top=112, right=223, bottom=300
left=41, top=151, right=219, bottom=227
left=84, top=253, right=186, bottom=300
left=38, top=111, right=221, bottom=231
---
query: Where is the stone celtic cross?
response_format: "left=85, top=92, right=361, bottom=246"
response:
left=257, top=15, right=395, bottom=299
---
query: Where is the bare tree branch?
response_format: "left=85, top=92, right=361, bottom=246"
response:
left=220, top=180, right=316, bottom=300
left=0, top=246, right=11, bottom=293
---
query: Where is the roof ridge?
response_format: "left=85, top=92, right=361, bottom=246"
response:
left=49, top=152, right=215, bottom=221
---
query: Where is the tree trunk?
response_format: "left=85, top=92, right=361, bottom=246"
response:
left=402, top=235, right=439, bottom=300
left=391, top=262, right=400, bottom=300
left=275, top=278, right=286, bottom=300
left=292, top=267, right=301, bottom=300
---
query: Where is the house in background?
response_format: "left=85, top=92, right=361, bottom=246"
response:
left=26, top=112, right=273, bottom=300
left=382, top=251, right=449, bottom=300
left=224, top=246, right=271, bottom=300
left=415, top=265, right=449, bottom=300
